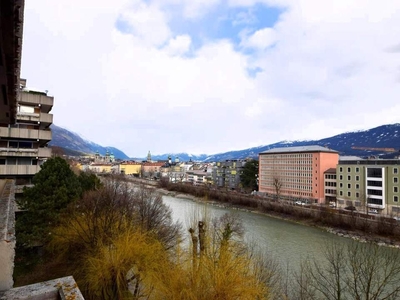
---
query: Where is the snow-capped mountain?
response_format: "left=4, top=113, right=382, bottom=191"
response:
left=201, top=123, right=400, bottom=161
left=49, top=124, right=130, bottom=159
left=50, top=123, right=400, bottom=162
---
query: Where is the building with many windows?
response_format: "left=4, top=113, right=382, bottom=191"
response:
left=212, top=160, right=247, bottom=190
left=324, top=168, right=337, bottom=203
left=0, top=79, right=53, bottom=186
left=259, top=146, right=339, bottom=203
left=336, top=158, right=400, bottom=215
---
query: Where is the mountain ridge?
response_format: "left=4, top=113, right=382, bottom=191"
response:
left=50, top=123, right=400, bottom=162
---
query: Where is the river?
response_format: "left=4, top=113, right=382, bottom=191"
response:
left=162, top=195, right=352, bottom=271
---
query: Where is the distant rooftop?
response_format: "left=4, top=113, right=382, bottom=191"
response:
left=260, top=145, right=338, bottom=154
left=339, top=156, right=364, bottom=161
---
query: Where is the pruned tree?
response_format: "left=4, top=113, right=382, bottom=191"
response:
left=152, top=212, right=273, bottom=299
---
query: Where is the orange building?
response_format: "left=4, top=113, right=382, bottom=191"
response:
left=259, top=145, right=339, bottom=203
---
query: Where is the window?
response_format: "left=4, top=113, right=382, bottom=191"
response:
left=347, top=191, right=351, bottom=197
left=395, top=196, right=399, bottom=203
left=339, top=167, right=343, bottom=172
left=394, top=168, right=398, bottom=174
left=340, top=191, right=343, bottom=196
left=348, top=183, right=351, bottom=189
left=340, top=183, right=343, bottom=188
left=339, top=175, right=343, bottom=180
left=356, top=184, right=360, bottom=189
left=348, top=175, right=351, bottom=180
left=347, top=167, right=351, bottom=172
left=395, top=187, right=398, bottom=193
left=356, top=192, right=360, bottom=198
left=395, top=177, right=399, bottom=184
left=356, top=167, right=360, bottom=172
left=356, top=175, right=360, bottom=181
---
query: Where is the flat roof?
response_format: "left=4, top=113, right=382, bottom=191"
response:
left=260, top=145, right=338, bottom=154
left=324, top=168, right=337, bottom=173
left=338, top=159, right=400, bottom=166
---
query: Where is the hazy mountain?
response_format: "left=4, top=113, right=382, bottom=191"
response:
left=49, top=124, right=130, bottom=159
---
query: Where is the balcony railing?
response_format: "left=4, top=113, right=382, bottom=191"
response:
left=0, top=147, right=52, bottom=158
left=0, top=165, right=41, bottom=175
left=19, top=92, right=54, bottom=107
left=16, top=112, right=53, bottom=124
left=0, top=127, right=52, bottom=140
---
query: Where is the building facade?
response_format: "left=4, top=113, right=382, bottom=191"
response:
left=259, top=146, right=339, bottom=203
left=336, top=158, right=400, bottom=215
left=212, top=160, right=247, bottom=190
left=0, top=79, right=53, bottom=185
left=324, top=168, right=337, bottom=203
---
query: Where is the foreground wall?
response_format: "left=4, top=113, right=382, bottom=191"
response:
left=0, top=179, right=16, bottom=291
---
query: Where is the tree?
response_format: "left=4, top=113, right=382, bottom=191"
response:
left=294, top=241, right=400, bottom=300
left=50, top=177, right=182, bottom=298
left=240, top=159, right=259, bottom=192
left=273, top=177, right=282, bottom=202
left=16, top=157, right=82, bottom=247
left=151, top=212, right=272, bottom=299
left=78, top=170, right=102, bottom=193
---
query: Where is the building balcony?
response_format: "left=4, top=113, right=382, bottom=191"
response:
left=0, top=147, right=52, bottom=158
left=0, top=127, right=52, bottom=141
left=16, top=112, right=53, bottom=125
left=0, top=165, right=40, bottom=175
left=18, top=92, right=54, bottom=113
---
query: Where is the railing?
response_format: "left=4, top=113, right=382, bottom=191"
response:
left=0, top=165, right=40, bottom=175
left=0, top=147, right=51, bottom=158
left=0, top=127, right=52, bottom=140
left=19, top=92, right=54, bottom=107
left=16, top=112, right=53, bottom=124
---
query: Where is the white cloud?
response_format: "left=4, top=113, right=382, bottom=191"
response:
left=241, top=27, right=277, bottom=49
left=21, top=0, right=400, bottom=157
left=163, top=35, right=192, bottom=56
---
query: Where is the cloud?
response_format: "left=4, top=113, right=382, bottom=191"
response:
left=163, top=35, right=192, bottom=56
left=241, top=27, right=277, bottom=49
left=21, top=0, right=400, bottom=157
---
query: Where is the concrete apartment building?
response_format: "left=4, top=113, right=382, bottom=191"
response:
left=324, top=168, right=337, bottom=203
left=0, top=78, right=53, bottom=186
left=0, top=1, right=84, bottom=297
left=212, top=160, right=247, bottom=190
left=259, top=146, right=339, bottom=203
left=336, top=158, right=400, bottom=215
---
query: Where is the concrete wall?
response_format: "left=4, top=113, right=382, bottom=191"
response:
left=0, top=179, right=16, bottom=291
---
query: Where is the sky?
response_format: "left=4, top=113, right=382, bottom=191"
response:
left=21, top=0, right=400, bottom=157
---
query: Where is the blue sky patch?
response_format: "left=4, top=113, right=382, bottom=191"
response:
left=168, top=3, right=283, bottom=50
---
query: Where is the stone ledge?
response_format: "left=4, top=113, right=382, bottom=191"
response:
left=0, top=276, right=84, bottom=300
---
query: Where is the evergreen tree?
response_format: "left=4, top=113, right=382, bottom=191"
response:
left=240, top=159, right=259, bottom=192
left=16, top=157, right=82, bottom=247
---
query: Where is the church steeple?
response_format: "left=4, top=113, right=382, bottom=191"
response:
left=147, top=151, right=152, bottom=162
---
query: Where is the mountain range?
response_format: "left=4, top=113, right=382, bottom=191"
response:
left=50, top=123, right=400, bottom=161
left=49, top=125, right=130, bottom=159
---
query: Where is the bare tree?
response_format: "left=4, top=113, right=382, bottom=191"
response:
left=273, top=176, right=283, bottom=202
left=293, top=241, right=400, bottom=300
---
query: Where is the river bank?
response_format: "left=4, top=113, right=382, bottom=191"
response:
left=156, top=187, right=400, bottom=249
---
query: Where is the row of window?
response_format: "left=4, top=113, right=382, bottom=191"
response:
left=339, top=166, right=398, bottom=174
left=263, top=154, right=314, bottom=159
left=325, top=189, right=337, bottom=195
